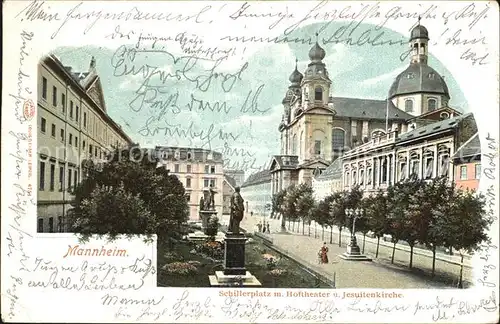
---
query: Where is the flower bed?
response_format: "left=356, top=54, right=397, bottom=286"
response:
left=193, top=240, right=224, bottom=260
left=157, top=239, right=331, bottom=288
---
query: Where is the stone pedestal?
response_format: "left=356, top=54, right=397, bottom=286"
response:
left=339, top=237, right=372, bottom=261
left=208, top=271, right=261, bottom=287
left=223, top=233, right=247, bottom=275
left=208, top=232, right=261, bottom=286
left=199, top=210, right=217, bottom=235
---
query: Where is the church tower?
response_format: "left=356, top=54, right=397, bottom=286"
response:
left=279, top=59, right=303, bottom=155
left=388, top=19, right=450, bottom=116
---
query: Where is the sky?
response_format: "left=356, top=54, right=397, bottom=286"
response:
left=52, top=22, right=468, bottom=178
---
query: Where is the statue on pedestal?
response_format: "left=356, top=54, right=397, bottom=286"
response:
left=228, top=187, right=245, bottom=234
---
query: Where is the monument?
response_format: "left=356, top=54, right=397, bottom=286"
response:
left=209, top=187, right=261, bottom=286
left=188, top=186, right=218, bottom=242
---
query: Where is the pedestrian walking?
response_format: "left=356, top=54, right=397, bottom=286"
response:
left=319, top=242, right=329, bottom=264
left=266, top=222, right=271, bottom=234
left=257, top=221, right=262, bottom=233
left=262, top=223, right=267, bottom=233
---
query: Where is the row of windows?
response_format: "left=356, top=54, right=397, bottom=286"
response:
left=159, top=151, right=216, bottom=160
left=42, top=77, right=87, bottom=124
left=42, top=76, right=122, bottom=146
left=460, top=164, right=481, bottom=180
left=404, top=98, right=437, bottom=112
left=345, top=155, right=451, bottom=187
left=39, top=161, right=79, bottom=192
left=37, top=216, right=64, bottom=233
left=171, top=164, right=217, bottom=174
left=41, top=117, right=120, bottom=159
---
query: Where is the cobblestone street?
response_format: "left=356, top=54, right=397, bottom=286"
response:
left=242, top=215, right=472, bottom=288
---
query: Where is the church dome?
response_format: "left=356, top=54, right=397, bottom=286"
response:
left=388, top=63, right=449, bottom=99
left=410, top=25, right=429, bottom=41
left=289, top=67, right=303, bottom=84
left=308, top=42, right=326, bottom=62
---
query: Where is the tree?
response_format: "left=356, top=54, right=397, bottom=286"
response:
left=272, top=188, right=288, bottom=230
left=362, top=190, right=389, bottom=258
left=422, top=177, right=455, bottom=276
left=385, top=182, right=407, bottom=264
left=438, top=188, right=491, bottom=288
left=328, top=192, right=345, bottom=246
left=206, top=216, right=220, bottom=240
left=70, top=147, right=189, bottom=242
left=283, top=184, right=314, bottom=234
left=73, top=183, right=154, bottom=242
left=295, top=185, right=315, bottom=235
left=311, top=198, right=330, bottom=240
left=401, top=179, right=429, bottom=268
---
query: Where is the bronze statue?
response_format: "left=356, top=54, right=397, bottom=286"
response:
left=228, top=187, right=245, bottom=234
left=199, top=197, right=204, bottom=210
left=209, top=185, right=216, bottom=210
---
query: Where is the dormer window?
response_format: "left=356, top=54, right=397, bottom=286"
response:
left=407, top=72, right=415, bottom=79
left=428, top=98, right=437, bottom=111
left=187, top=152, right=192, bottom=159
left=428, top=72, right=435, bottom=80
left=405, top=99, right=414, bottom=112
left=174, top=151, right=180, bottom=159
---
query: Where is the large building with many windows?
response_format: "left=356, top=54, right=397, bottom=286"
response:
left=37, top=55, right=133, bottom=233
left=155, top=146, right=224, bottom=220
left=270, top=35, right=415, bottom=196
left=339, top=23, right=478, bottom=195
left=240, top=170, right=272, bottom=219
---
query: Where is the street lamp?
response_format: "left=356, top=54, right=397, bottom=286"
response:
left=340, top=207, right=371, bottom=261
left=345, top=208, right=363, bottom=247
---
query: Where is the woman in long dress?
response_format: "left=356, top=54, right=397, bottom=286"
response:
left=320, top=242, right=329, bottom=264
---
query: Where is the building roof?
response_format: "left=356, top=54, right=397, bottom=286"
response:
left=396, top=113, right=472, bottom=144
left=309, top=41, right=326, bottom=62
left=388, top=63, right=450, bottom=99
left=453, top=132, right=481, bottom=160
left=224, top=175, right=237, bottom=189
left=269, top=155, right=299, bottom=170
left=241, top=169, right=271, bottom=187
left=46, top=55, right=133, bottom=145
left=410, top=24, right=429, bottom=41
left=315, top=157, right=343, bottom=180
left=155, top=146, right=223, bottom=163
left=329, top=97, right=413, bottom=121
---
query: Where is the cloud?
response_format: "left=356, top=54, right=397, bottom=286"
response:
left=360, top=66, right=406, bottom=86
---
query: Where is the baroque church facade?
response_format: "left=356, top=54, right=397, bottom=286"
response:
left=264, top=22, right=478, bottom=198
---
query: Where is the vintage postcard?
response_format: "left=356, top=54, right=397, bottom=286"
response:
left=2, top=0, right=499, bottom=322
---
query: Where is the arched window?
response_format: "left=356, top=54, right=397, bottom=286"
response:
left=292, top=134, right=297, bottom=155
left=315, top=87, right=323, bottom=101
left=314, top=140, right=321, bottom=155
left=405, top=99, right=414, bottom=112
left=428, top=98, right=437, bottom=111
left=332, top=128, right=345, bottom=156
